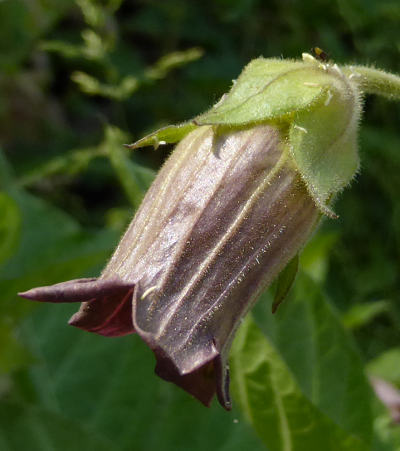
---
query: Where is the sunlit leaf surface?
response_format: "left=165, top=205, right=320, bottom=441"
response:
left=231, top=315, right=371, bottom=451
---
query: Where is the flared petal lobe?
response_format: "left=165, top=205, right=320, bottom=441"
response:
left=19, top=277, right=135, bottom=337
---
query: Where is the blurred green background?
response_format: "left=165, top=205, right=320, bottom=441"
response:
left=1, top=0, right=400, bottom=450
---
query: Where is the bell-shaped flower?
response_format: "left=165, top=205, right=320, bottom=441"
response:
left=20, top=51, right=400, bottom=409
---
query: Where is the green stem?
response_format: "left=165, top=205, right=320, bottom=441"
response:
left=344, top=65, right=400, bottom=101
left=18, top=147, right=103, bottom=188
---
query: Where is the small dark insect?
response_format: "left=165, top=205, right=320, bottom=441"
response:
left=311, top=47, right=330, bottom=62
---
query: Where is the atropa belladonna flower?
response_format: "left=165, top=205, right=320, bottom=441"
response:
left=19, top=51, right=400, bottom=409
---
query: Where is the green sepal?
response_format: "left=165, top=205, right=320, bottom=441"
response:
left=194, top=58, right=332, bottom=126
left=289, top=84, right=360, bottom=217
left=272, top=254, right=299, bottom=313
left=127, top=122, right=196, bottom=150
left=128, top=53, right=370, bottom=219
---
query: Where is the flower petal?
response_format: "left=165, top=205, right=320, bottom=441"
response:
left=118, top=125, right=319, bottom=408
left=19, top=277, right=135, bottom=337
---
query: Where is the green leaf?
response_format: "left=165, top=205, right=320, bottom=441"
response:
left=71, top=72, right=139, bottom=100
left=0, top=193, right=21, bottom=266
left=0, top=150, right=118, bottom=377
left=0, top=324, right=31, bottom=374
left=230, top=315, right=371, bottom=451
left=367, top=347, right=400, bottom=386
left=0, top=402, right=117, bottom=451
left=369, top=379, right=400, bottom=450
left=39, top=39, right=83, bottom=59
left=342, top=301, right=390, bottom=330
left=253, top=272, right=373, bottom=444
left=194, top=57, right=328, bottom=126
left=76, top=0, right=108, bottom=28
left=300, top=232, right=338, bottom=283
left=127, top=122, right=197, bottom=149
left=272, top=254, right=298, bottom=313
left=372, top=413, right=400, bottom=451
left=0, top=148, right=14, bottom=189
left=8, top=304, right=265, bottom=451
left=145, top=47, right=204, bottom=80
left=0, top=0, right=72, bottom=71
left=0, top=187, right=117, bottom=327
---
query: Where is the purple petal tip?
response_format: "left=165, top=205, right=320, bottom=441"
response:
left=18, top=289, right=37, bottom=300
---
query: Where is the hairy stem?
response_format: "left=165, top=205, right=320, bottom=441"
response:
left=344, top=65, right=400, bottom=101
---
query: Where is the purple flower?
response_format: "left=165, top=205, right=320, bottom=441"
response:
left=20, top=124, right=319, bottom=409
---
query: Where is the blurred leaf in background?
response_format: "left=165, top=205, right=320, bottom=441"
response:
left=1, top=0, right=400, bottom=449
left=231, top=315, right=370, bottom=451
